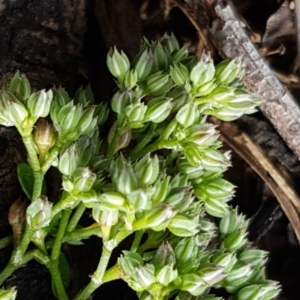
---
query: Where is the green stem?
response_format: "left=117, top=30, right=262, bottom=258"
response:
left=129, top=123, right=158, bottom=157
left=41, top=145, right=61, bottom=174
left=49, top=263, right=69, bottom=300
left=10, top=226, right=34, bottom=267
left=64, top=224, right=102, bottom=243
left=50, top=210, right=71, bottom=300
left=74, top=246, right=112, bottom=300
left=114, top=229, right=133, bottom=245
left=23, top=249, right=50, bottom=266
left=32, top=170, right=44, bottom=200
left=0, top=235, right=13, bottom=250
left=22, top=136, right=40, bottom=172
left=51, top=210, right=71, bottom=260
left=67, top=203, right=86, bottom=232
left=130, top=230, right=144, bottom=252
left=0, top=227, right=34, bottom=285
left=102, top=263, right=123, bottom=283
left=0, top=264, right=16, bottom=285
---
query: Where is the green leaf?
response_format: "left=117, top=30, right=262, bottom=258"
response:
left=59, top=252, right=71, bottom=288
left=17, top=163, right=34, bottom=199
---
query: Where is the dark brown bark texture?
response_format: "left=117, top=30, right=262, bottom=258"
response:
left=0, top=1, right=141, bottom=299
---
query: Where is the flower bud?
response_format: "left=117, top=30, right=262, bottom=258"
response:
left=135, top=154, right=160, bottom=186
left=152, top=175, right=171, bottom=203
left=133, top=49, right=153, bottom=81
left=215, top=59, right=243, bottom=85
left=113, top=162, right=138, bottom=195
left=171, top=47, right=189, bottom=63
left=135, top=265, right=156, bottom=289
left=211, top=251, right=237, bottom=273
left=107, top=122, right=132, bottom=152
left=9, top=197, right=28, bottom=246
left=180, top=273, right=206, bottom=296
left=125, top=103, right=147, bottom=124
left=200, top=149, right=231, bottom=172
left=133, top=204, right=176, bottom=230
left=10, top=101, right=29, bottom=126
left=107, top=47, right=130, bottom=80
left=190, top=53, right=215, bottom=87
left=162, top=34, right=180, bottom=53
left=143, top=72, right=171, bottom=96
left=219, top=209, right=240, bottom=236
left=164, top=186, right=187, bottom=207
left=9, top=71, right=31, bottom=100
left=205, top=107, right=243, bottom=122
left=174, top=237, right=197, bottom=264
left=111, top=90, right=134, bottom=114
left=236, top=284, right=280, bottom=300
left=152, top=41, right=168, bottom=71
left=96, top=103, right=109, bottom=126
left=187, top=128, right=217, bottom=151
left=60, top=105, right=83, bottom=136
left=62, top=177, right=74, bottom=193
left=26, top=196, right=53, bottom=229
left=202, top=196, right=230, bottom=218
left=176, top=160, right=204, bottom=180
left=224, top=263, right=252, bottom=286
left=195, top=178, right=235, bottom=205
left=238, top=249, right=268, bottom=268
left=124, top=70, right=138, bottom=89
left=168, top=214, right=199, bottom=237
left=144, top=97, right=173, bottom=123
left=127, top=189, right=151, bottom=211
left=152, top=241, right=176, bottom=268
left=222, top=231, right=247, bottom=250
left=184, top=145, right=202, bottom=167
left=76, top=106, right=96, bottom=135
left=59, top=145, right=79, bottom=176
left=73, top=167, right=96, bottom=192
left=92, top=206, right=119, bottom=227
left=119, top=251, right=144, bottom=275
left=0, top=287, right=17, bottom=300
left=0, top=94, right=14, bottom=126
left=194, top=80, right=217, bottom=97
left=170, top=63, right=189, bottom=87
left=33, top=118, right=56, bottom=158
left=27, top=89, right=52, bottom=119
left=156, top=264, right=178, bottom=286
left=98, top=191, right=125, bottom=210
left=79, top=189, right=98, bottom=208
left=175, top=103, right=200, bottom=128
left=198, top=266, right=226, bottom=285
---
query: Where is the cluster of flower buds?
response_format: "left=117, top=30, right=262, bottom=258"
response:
left=194, top=172, right=235, bottom=218
left=89, top=154, right=205, bottom=240
left=50, top=87, right=108, bottom=144
left=106, top=35, right=260, bottom=160
left=57, top=136, right=105, bottom=209
left=0, top=88, right=52, bottom=131
left=119, top=237, right=230, bottom=299
left=212, top=209, right=280, bottom=299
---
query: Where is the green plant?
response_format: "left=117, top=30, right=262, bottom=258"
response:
left=0, top=35, right=280, bottom=300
